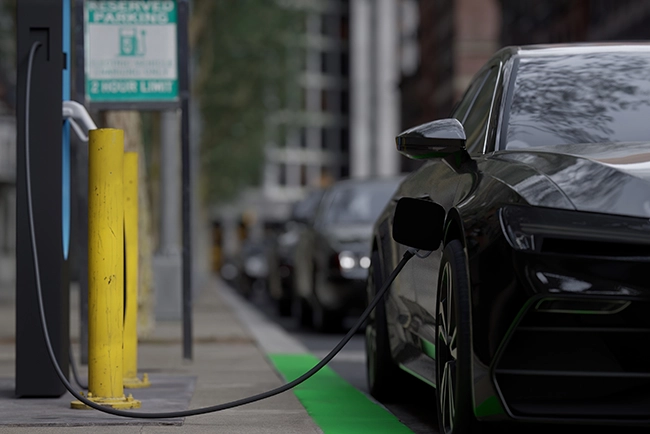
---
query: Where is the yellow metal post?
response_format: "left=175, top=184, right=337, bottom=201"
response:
left=71, top=129, right=140, bottom=409
left=123, top=151, right=150, bottom=389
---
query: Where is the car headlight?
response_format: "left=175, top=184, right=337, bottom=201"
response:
left=498, top=205, right=650, bottom=255
left=245, top=256, right=268, bottom=277
left=359, top=256, right=371, bottom=269
left=338, top=251, right=356, bottom=270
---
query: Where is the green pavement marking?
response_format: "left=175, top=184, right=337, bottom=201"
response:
left=474, top=395, right=506, bottom=418
left=269, top=354, right=414, bottom=434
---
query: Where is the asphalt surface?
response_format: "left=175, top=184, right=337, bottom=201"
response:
left=246, top=288, right=438, bottom=434
left=245, top=286, right=650, bottom=434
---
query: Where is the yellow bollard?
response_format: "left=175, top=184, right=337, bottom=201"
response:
left=123, top=152, right=150, bottom=389
left=71, top=129, right=141, bottom=410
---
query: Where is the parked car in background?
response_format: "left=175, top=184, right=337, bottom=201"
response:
left=293, top=177, right=402, bottom=331
left=234, top=238, right=270, bottom=299
left=365, top=43, right=650, bottom=433
left=266, top=189, right=324, bottom=316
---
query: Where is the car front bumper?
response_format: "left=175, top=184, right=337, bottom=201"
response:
left=473, top=206, right=650, bottom=425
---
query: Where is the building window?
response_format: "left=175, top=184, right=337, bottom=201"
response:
left=340, top=52, right=349, bottom=76
left=300, top=164, right=308, bottom=186
left=340, top=128, right=349, bottom=153
left=340, top=90, right=349, bottom=114
left=299, top=127, right=307, bottom=148
left=340, top=163, right=350, bottom=178
left=340, top=15, right=349, bottom=41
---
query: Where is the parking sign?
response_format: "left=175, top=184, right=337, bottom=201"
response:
left=84, top=0, right=178, bottom=104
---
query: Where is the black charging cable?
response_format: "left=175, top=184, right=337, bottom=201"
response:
left=26, top=40, right=416, bottom=418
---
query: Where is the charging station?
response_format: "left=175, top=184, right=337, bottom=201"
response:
left=10, top=0, right=409, bottom=417
left=15, top=0, right=69, bottom=397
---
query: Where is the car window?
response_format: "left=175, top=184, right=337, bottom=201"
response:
left=291, top=189, right=323, bottom=222
left=462, top=66, right=499, bottom=155
left=452, top=71, right=488, bottom=124
left=321, top=182, right=398, bottom=225
left=506, top=53, right=650, bottom=149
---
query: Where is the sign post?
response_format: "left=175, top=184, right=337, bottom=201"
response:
left=177, top=0, right=192, bottom=362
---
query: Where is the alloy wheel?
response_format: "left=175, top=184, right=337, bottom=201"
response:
left=437, top=261, right=458, bottom=434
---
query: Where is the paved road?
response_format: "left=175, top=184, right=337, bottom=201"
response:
left=247, top=289, right=439, bottom=434
left=245, top=288, right=650, bottom=434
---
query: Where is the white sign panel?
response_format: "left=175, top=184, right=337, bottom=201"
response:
left=85, top=0, right=178, bottom=103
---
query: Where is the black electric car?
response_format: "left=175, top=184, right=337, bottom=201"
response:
left=365, top=43, right=650, bottom=433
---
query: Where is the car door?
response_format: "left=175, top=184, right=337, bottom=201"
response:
left=398, top=63, right=503, bottom=350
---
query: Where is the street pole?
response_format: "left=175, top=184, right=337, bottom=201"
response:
left=178, top=0, right=193, bottom=361
left=351, top=0, right=372, bottom=179
left=73, top=0, right=89, bottom=365
left=375, top=0, right=400, bottom=177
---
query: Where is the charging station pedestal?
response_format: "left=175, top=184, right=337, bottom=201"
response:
left=15, top=0, right=69, bottom=397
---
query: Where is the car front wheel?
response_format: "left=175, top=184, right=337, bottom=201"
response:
left=436, top=240, right=478, bottom=434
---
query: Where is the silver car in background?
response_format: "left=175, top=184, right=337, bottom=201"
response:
left=292, top=177, right=403, bottom=331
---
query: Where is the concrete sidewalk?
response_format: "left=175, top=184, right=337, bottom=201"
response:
left=0, top=278, right=321, bottom=433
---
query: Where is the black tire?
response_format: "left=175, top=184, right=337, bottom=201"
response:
left=312, top=304, right=343, bottom=332
left=277, top=296, right=292, bottom=317
left=312, top=266, right=343, bottom=332
left=294, top=296, right=313, bottom=328
left=238, top=275, right=254, bottom=300
left=436, top=240, right=478, bottom=434
left=366, top=251, right=407, bottom=402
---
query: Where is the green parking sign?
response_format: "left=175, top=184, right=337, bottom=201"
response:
left=84, top=0, right=178, bottom=104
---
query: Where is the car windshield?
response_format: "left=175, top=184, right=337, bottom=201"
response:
left=291, top=190, right=323, bottom=222
left=322, top=181, right=398, bottom=225
left=506, top=51, right=650, bottom=150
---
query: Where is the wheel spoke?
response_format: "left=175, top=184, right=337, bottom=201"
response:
left=438, top=263, right=451, bottom=346
left=448, top=362, right=455, bottom=429
left=445, top=263, right=454, bottom=344
left=449, top=327, right=458, bottom=360
left=440, top=363, right=448, bottom=420
left=439, top=305, right=448, bottom=346
left=441, top=361, right=455, bottom=434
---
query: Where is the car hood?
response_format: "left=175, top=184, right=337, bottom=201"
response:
left=484, top=142, right=650, bottom=219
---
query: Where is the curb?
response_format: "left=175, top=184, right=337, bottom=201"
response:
left=218, top=280, right=308, bottom=354
left=217, top=279, right=416, bottom=434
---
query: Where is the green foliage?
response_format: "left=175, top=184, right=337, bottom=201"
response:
left=0, top=0, right=16, bottom=106
left=193, top=0, right=303, bottom=203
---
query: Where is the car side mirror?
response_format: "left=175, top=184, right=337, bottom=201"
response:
left=392, top=198, right=445, bottom=251
left=396, top=118, right=466, bottom=160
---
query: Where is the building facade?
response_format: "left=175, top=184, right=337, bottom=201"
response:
left=399, top=0, right=500, bottom=147
left=263, top=0, right=352, bottom=213
left=501, top=0, right=650, bottom=45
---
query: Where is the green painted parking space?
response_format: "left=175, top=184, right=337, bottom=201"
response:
left=270, top=354, right=414, bottom=434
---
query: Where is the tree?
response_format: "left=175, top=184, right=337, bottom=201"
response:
left=0, top=0, right=16, bottom=109
left=192, top=0, right=303, bottom=203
